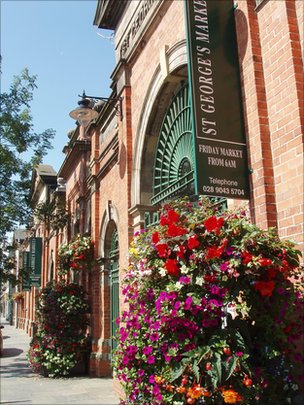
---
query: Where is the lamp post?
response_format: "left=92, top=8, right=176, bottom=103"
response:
left=69, top=91, right=123, bottom=126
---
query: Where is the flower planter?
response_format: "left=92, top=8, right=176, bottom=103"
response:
left=27, top=281, right=89, bottom=378
left=113, top=197, right=303, bottom=405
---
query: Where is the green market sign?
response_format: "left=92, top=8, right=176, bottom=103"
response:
left=21, top=251, right=31, bottom=291
left=29, top=237, right=42, bottom=287
left=185, top=0, right=250, bottom=199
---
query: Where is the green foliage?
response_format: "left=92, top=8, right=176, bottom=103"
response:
left=33, top=201, right=69, bottom=232
left=0, top=244, right=17, bottom=287
left=0, top=67, right=55, bottom=238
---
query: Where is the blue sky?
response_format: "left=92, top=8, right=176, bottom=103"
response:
left=1, top=0, right=115, bottom=171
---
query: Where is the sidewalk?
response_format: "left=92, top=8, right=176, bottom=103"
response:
left=0, top=319, right=120, bottom=404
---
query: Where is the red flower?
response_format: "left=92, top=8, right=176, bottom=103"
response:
left=188, top=235, right=200, bottom=250
left=152, top=232, right=160, bottom=244
left=242, top=251, right=253, bottom=265
left=176, top=245, right=185, bottom=259
left=267, top=267, right=276, bottom=279
left=206, top=246, right=223, bottom=259
left=204, top=274, right=217, bottom=283
left=242, top=377, right=253, bottom=387
left=156, top=243, right=168, bottom=258
left=160, top=209, right=179, bottom=226
left=168, top=209, right=179, bottom=223
left=74, top=253, right=85, bottom=260
left=217, top=217, right=224, bottom=229
left=204, top=216, right=224, bottom=233
left=160, top=215, right=168, bottom=226
left=258, top=257, right=272, bottom=267
left=254, top=280, right=275, bottom=297
left=167, top=223, right=187, bottom=237
left=165, top=259, right=179, bottom=276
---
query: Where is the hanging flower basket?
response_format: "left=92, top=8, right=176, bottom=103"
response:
left=58, top=234, right=94, bottom=276
left=12, top=291, right=25, bottom=302
left=113, top=197, right=303, bottom=405
left=27, top=281, right=90, bottom=378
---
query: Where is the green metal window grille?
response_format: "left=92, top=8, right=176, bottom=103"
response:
left=147, top=84, right=227, bottom=226
left=109, top=228, right=119, bottom=352
left=152, top=84, right=195, bottom=205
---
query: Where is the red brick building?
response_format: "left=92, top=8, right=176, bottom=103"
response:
left=18, top=0, right=303, bottom=386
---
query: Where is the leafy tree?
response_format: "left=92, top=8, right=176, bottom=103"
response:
left=0, top=66, right=55, bottom=283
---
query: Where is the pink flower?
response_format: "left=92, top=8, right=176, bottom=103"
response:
left=143, top=346, right=153, bottom=355
left=184, top=296, right=193, bottom=310
left=147, top=355, right=155, bottom=364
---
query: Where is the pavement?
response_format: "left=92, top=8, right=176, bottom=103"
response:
left=0, top=318, right=120, bottom=405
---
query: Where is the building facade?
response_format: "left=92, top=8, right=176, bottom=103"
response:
left=16, top=0, right=303, bottom=389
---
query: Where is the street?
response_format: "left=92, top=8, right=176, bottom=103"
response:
left=0, top=319, right=120, bottom=404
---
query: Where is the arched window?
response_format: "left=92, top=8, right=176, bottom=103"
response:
left=152, top=84, right=195, bottom=205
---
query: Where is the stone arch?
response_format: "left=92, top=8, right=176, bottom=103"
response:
left=131, top=40, right=189, bottom=209
left=99, top=201, right=119, bottom=259
left=98, top=201, right=120, bottom=362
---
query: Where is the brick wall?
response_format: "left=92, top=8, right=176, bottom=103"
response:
left=130, top=0, right=185, bottom=145
left=236, top=0, right=303, bottom=254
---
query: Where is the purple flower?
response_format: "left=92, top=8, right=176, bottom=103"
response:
left=174, top=301, right=181, bottom=310
left=149, top=375, right=155, bottom=383
left=179, top=276, right=191, bottom=284
left=184, top=296, right=193, bottom=310
left=142, top=346, right=153, bottom=355
left=164, top=353, right=171, bottom=362
left=138, top=369, right=145, bottom=377
left=155, top=394, right=163, bottom=402
left=159, top=291, right=168, bottom=301
left=147, top=355, right=155, bottom=364
left=208, top=299, right=222, bottom=307
left=150, top=333, right=159, bottom=342
left=211, top=285, right=221, bottom=295
left=220, top=262, right=229, bottom=272
left=120, top=327, right=128, bottom=342
left=226, top=247, right=235, bottom=256
left=125, top=345, right=138, bottom=355
left=152, top=321, right=161, bottom=330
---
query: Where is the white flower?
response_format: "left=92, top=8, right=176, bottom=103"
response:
left=180, top=265, right=189, bottom=274
left=195, top=277, right=204, bottom=286
left=159, top=267, right=167, bottom=277
left=174, top=282, right=183, bottom=290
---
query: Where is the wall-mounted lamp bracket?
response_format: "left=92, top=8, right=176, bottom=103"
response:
left=69, top=90, right=123, bottom=126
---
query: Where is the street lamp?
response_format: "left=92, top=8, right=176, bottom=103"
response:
left=69, top=91, right=123, bottom=126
